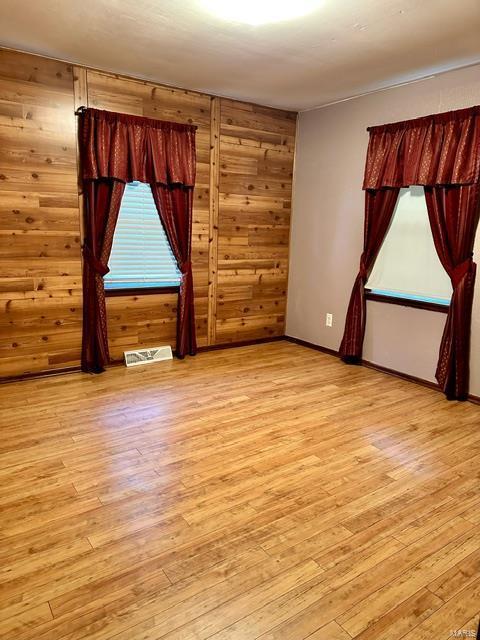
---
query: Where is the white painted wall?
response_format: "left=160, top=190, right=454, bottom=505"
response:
left=287, top=63, right=480, bottom=393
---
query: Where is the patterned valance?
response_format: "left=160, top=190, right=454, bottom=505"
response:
left=79, top=108, right=197, bottom=186
left=363, top=106, right=480, bottom=189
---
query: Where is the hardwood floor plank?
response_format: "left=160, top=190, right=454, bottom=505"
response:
left=160, top=560, right=323, bottom=640
left=306, top=621, right=352, bottom=640
left=0, top=341, right=478, bottom=639
left=344, top=588, right=443, bottom=640
left=0, top=602, right=53, bottom=638
left=401, top=577, right=480, bottom=640
left=337, top=527, right=480, bottom=636
left=208, top=520, right=472, bottom=639
left=427, top=546, right=480, bottom=602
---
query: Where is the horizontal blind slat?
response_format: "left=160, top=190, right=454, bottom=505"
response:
left=104, top=182, right=181, bottom=289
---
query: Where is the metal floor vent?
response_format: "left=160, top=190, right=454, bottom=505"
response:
left=124, top=346, right=173, bottom=367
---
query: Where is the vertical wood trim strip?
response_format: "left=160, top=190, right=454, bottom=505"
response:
left=207, top=96, right=221, bottom=345
left=72, top=66, right=88, bottom=246
left=283, top=112, right=298, bottom=333
left=73, top=65, right=88, bottom=110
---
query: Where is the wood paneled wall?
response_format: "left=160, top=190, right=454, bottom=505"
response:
left=217, top=99, right=295, bottom=343
left=0, top=48, right=296, bottom=378
left=0, top=51, right=81, bottom=377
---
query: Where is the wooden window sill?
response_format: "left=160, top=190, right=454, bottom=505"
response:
left=365, top=290, right=449, bottom=314
left=105, top=286, right=180, bottom=297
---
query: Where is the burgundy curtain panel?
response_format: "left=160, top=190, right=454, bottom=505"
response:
left=424, top=184, right=480, bottom=399
left=78, top=108, right=197, bottom=373
left=340, top=105, right=480, bottom=400
left=151, top=186, right=196, bottom=358
left=82, top=180, right=125, bottom=373
left=339, top=188, right=399, bottom=363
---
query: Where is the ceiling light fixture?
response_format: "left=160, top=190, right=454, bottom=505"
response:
left=199, top=0, right=322, bottom=26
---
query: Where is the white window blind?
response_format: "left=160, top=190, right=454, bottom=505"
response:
left=104, top=181, right=181, bottom=290
left=366, top=186, right=452, bottom=305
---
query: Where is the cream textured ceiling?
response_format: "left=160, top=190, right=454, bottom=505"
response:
left=0, top=0, right=479, bottom=110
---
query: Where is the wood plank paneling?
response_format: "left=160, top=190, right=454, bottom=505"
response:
left=0, top=50, right=81, bottom=376
left=207, top=97, right=220, bottom=346
left=0, top=48, right=296, bottom=377
left=217, top=99, right=295, bottom=343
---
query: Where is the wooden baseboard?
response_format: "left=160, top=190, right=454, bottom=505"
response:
left=468, top=393, right=480, bottom=405
left=4, top=336, right=480, bottom=407
left=0, top=365, right=82, bottom=385
left=198, top=336, right=285, bottom=353
left=285, top=335, right=480, bottom=405
left=284, top=335, right=339, bottom=357
left=1, top=337, right=286, bottom=384
left=111, top=336, right=286, bottom=364
left=361, top=359, right=439, bottom=392
left=286, top=334, right=439, bottom=391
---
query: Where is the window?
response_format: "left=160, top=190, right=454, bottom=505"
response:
left=104, top=181, right=181, bottom=292
left=366, top=186, right=452, bottom=307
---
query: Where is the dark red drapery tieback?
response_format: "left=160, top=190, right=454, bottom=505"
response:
left=358, top=255, right=368, bottom=280
left=450, top=255, right=474, bottom=287
left=180, top=260, right=192, bottom=274
left=82, top=245, right=110, bottom=277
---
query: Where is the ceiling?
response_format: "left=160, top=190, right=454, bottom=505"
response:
left=0, top=0, right=479, bottom=110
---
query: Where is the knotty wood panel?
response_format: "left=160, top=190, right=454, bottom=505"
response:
left=217, top=98, right=296, bottom=343
left=0, top=48, right=296, bottom=377
left=0, top=50, right=81, bottom=376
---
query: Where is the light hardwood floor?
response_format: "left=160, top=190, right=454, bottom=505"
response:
left=0, top=341, right=479, bottom=640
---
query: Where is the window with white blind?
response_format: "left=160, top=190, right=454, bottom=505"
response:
left=104, top=181, right=181, bottom=291
left=366, top=186, right=452, bottom=306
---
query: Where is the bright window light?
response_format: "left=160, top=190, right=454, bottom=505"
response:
left=199, top=0, right=322, bottom=25
left=366, top=186, right=452, bottom=305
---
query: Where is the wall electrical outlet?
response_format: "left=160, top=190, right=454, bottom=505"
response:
left=326, top=313, right=333, bottom=327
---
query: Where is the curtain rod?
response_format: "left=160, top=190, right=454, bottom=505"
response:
left=75, top=106, right=87, bottom=115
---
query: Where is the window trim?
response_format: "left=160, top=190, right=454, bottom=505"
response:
left=365, top=289, right=449, bottom=314
left=105, top=285, right=180, bottom=297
